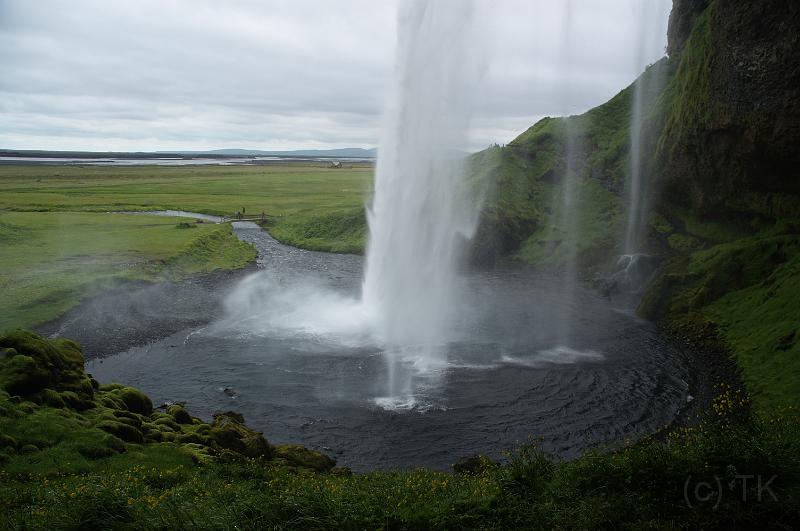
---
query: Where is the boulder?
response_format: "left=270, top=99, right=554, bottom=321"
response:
left=209, top=411, right=272, bottom=459
left=274, top=444, right=336, bottom=473
left=167, top=404, right=193, bottom=425
left=116, top=387, right=153, bottom=415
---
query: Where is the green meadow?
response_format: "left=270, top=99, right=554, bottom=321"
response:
left=0, top=164, right=371, bottom=330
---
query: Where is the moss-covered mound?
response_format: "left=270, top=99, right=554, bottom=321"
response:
left=0, top=330, right=333, bottom=472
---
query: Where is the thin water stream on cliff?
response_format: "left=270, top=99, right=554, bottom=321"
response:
left=87, top=221, right=690, bottom=472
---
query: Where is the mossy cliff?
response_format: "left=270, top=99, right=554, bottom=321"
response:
left=639, top=0, right=800, bottom=412
left=474, top=0, right=800, bottom=411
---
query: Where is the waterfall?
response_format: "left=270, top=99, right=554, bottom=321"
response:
left=624, top=0, right=671, bottom=255
left=552, top=0, right=581, bottom=347
left=361, top=1, right=485, bottom=370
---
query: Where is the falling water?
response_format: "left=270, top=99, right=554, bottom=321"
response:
left=552, top=0, right=581, bottom=347
left=362, top=1, right=485, bottom=373
left=624, top=0, right=671, bottom=255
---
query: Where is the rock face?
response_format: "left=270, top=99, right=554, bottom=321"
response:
left=666, top=0, right=710, bottom=56
left=657, top=0, right=800, bottom=219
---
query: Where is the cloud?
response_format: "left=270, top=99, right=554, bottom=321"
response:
left=0, top=0, right=671, bottom=151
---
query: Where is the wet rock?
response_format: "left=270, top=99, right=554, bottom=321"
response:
left=599, top=254, right=661, bottom=297
left=222, top=387, right=239, bottom=398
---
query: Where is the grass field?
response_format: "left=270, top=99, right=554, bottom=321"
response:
left=0, top=164, right=371, bottom=330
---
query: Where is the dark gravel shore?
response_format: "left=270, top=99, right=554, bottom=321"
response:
left=36, top=265, right=257, bottom=359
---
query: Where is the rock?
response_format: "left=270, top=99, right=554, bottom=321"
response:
left=116, top=387, right=153, bottom=416
left=153, top=417, right=181, bottom=432
left=222, top=387, right=239, bottom=398
left=167, top=404, right=193, bottom=425
left=274, top=444, right=336, bottom=473
left=209, top=412, right=272, bottom=459
left=95, top=420, right=144, bottom=444
left=0, top=354, right=51, bottom=396
left=667, top=0, right=710, bottom=56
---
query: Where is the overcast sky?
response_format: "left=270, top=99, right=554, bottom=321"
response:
left=0, top=0, right=671, bottom=152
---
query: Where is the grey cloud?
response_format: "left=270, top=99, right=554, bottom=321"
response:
left=0, top=0, right=670, bottom=151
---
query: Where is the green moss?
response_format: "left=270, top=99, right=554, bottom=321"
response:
left=668, top=233, right=702, bottom=252
left=95, top=420, right=144, bottom=443
left=514, top=178, right=623, bottom=270
left=640, top=231, right=800, bottom=410
left=166, top=404, right=193, bottom=425
left=274, top=444, right=336, bottom=473
left=115, top=387, right=153, bottom=416
left=704, top=249, right=800, bottom=411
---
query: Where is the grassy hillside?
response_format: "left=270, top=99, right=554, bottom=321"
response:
left=470, top=58, right=673, bottom=272
left=1, top=332, right=798, bottom=529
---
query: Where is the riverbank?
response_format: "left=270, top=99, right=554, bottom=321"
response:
left=35, top=265, right=257, bottom=359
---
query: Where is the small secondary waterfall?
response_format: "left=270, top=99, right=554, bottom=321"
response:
left=624, top=0, right=671, bottom=255
left=362, top=1, right=484, bottom=371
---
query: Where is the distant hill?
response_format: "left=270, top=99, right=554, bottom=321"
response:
left=164, top=148, right=377, bottom=158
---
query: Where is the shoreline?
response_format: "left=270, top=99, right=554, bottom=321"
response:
left=36, top=264, right=257, bottom=360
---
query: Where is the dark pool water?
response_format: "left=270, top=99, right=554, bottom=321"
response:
left=87, top=222, right=689, bottom=471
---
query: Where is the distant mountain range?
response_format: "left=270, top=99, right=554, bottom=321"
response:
left=174, top=148, right=377, bottom=158
left=0, top=147, right=377, bottom=159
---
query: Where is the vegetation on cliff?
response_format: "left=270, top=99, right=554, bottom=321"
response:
left=1, top=332, right=798, bottom=529
left=639, top=0, right=800, bottom=411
